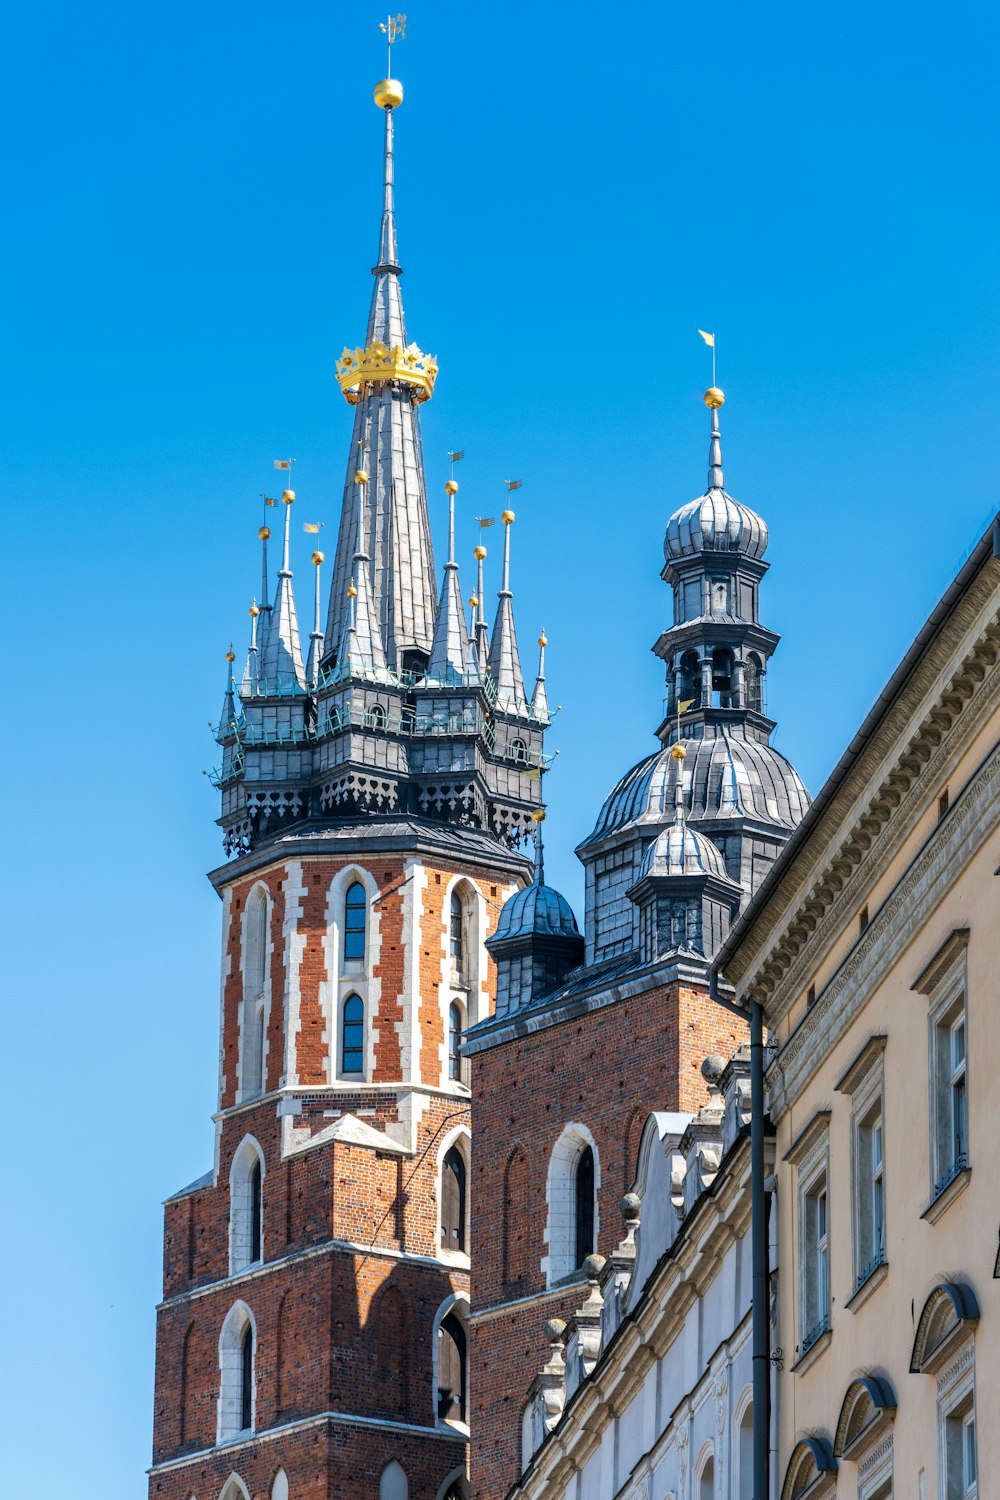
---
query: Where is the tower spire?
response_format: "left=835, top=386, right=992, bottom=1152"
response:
left=326, top=44, right=438, bottom=671
left=259, top=488, right=306, bottom=691
left=428, top=454, right=478, bottom=684
left=474, top=543, right=489, bottom=665
left=338, top=440, right=387, bottom=677
left=488, top=496, right=527, bottom=713
left=307, top=552, right=325, bottom=691
left=531, top=629, right=550, bottom=721
left=219, top=646, right=240, bottom=738
left=705, top=385, right=725, bottom=490
left=241, top=600, right=261, bottom=697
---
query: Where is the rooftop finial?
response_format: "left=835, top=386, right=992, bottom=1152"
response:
left=307, top=551, right=325, bottom=690
left=489, top=490, right=527, bottom=712
left=531, top=628, right=550, bottom=721
left=531, top=806, right=546, bottom=885
left=705, top=388, right=726, bottom=492
left=670, top=695, right=690, bottom=824
left=473, top=515, right=493, bottom=665
left=374, top=15, right=406, bottom=266
left=427, top=448, right=478, bottom=684
left=446, top=449, right=464, bottom=565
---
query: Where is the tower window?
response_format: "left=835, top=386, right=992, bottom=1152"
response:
left=745, top=652, right=764, bottom=713
left=342, top=994, right=365, bottom=1075
left=366, top=703, right=387, bottom=731
left=437, top=1311, right=467, bottom=1424
left=240, top=1322, right=253, bottom=1432
left=679, top=650, right=701, bottom=710
left=509, top=737, right=528, bottom=765
left=575, top=1144, right=595, bottom=1266
left=344, top=881, right=367, bottom=963
left=450, top=891, right=464, bottom=971
left=441, top=1144, right=467, bottom=1252
left=229, top=1138, right=265, bottom=1275
left=249, top=1158, right=262, bottom=1264
left=448, top=1001, right=466, bottom=1083
left=711, top=647, right=734, bottom=708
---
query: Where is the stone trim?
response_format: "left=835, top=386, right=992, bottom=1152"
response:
left=766, top=738, right=1000, bottom=1117
left=911, top=927, right=970, bottom=995
left=835, top=1034, right=887, bottom=1095
left=783, top=1110, right=831, bottom=1166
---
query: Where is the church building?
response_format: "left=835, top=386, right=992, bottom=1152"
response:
left=147, top=61, right=549, bottom=1500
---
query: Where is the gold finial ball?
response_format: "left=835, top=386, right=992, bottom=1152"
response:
left=501, top=508, right=515, bottom=525
left=670, top=743, right=687, bottom=761
left=374, top=77, right=404, bottom=109
left=258, top=525, right=271, bottom=541
left=282, top=488, right=295, bottom=504
left=445, top=479, right=459, bottom=495
left=355, top=468, right=369, bottom=485
left=311, top=550, right=325, bottom=566
left=531, top=807, right=547, bottom=823
left=468, top=594, right=479, bottom=608
left=225, top=650, right=236, bottom=664
left=474, top=544, right=487, bottom=560
left=538, top=631, right=548, bottom=647
left=703, top=387, right=726, bottom=410
left=249, top=603, right=260, bottom=618
left=346, top=579, right=358, bottom=599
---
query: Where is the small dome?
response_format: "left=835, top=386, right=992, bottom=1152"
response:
left=665, top=489, right=768, bottom=562
left=582, top=733, right=809, bottom=849
left=491, top=881, right=580, bottom=943
left=640, top=821, right=730, bottom=881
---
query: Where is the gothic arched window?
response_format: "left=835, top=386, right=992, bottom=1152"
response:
left=437, top=1311, right=467, bottom=1424
left=248, top=1158, right=262, bottom=1263
left=367, top=703, right=387, bottom=731
left=344, top=881, right=367, bottom=963
left=575, top=1144, right=596, bottom=1266
left=450, top=891, right=464, bottom=969
left=441, top=1145, right=467, bottom=1253
left=240, top=1321, right=253, bottom=1432
left=342, top=994, right=365, bottom=1075
left=243, top=888, right=268, bottom=1099
left=229, top=1137, right=265, bottom=1275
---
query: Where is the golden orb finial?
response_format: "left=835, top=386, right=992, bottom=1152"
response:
left=501, top=508, right=515, bottom=525
left=531, top=807, right=547, bottom=823
left=538, top=630, right=548, bottom=648
left=249, top=601, right=260, bottom=618
left=354, top=468, right=369, bottom=486
left=258, top=525, right=271, bottom=541
left=374, top=77, right=404, bottom=109
left=474, top=544, right=487, bottom=560
left=704, top=387, right=726, bottom=410
left=311, top=550, right=325, bottom=566
left=225, top=649, right=236, bottom=664
left=282, top=488, right=295, bottom=504
left=346, top=578, right=358, bottom=599
left=445, top=479, right=459, bottom=496
left=670, top=743, right=687, bottom=761
left=468, top=594, right=479, bottom=608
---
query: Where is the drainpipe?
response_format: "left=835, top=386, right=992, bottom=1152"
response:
left=709, top=969, right=770, bottom=1500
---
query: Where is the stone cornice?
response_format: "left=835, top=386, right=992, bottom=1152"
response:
left=835, top=1034, right=887, bottom=1096
left=721, top=564, right=1000, bottom=1019
left=767, top=737, right=1000, bottom=1117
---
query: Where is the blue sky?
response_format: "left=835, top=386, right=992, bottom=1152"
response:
left=2, top=1, right=998, bottom=1493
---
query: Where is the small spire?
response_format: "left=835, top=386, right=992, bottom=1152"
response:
left=704, top=387, right=726, bottom=491
left=307, top=552, right=325, bottom=691
left=427, top=466, right=479, bottom=684
left=474, top=545, right=489, bottom=665
left=337, top=449, right=387, bottom=677
left=256, top=522, right=272, bottom=659
left=531, top=629, right=550, bottom=721
left=241, top=599, right=261, bottom=697
left=259, top=489, right=306, bottom=692
left=531, top=808, right=546, bottom=886
left=488, top=505, right=527, bottom=713
left=670, top=741, right=688, bottom=826
left=219, top=645, right=241, bottom=740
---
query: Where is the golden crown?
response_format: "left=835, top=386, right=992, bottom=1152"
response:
left=336, top=339, right=438, bottom=405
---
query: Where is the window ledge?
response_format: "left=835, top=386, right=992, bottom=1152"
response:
left=436, top=1418, right=470, bottom=1438
left=791, top=1326, right=832, bottom=1375
left=438, top=1249, right=471, bottom=1270
left=921, top=1166, right=971, bottom=1224
left=846, top=1259, right=888, bottom=1312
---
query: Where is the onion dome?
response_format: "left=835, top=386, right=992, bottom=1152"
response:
left=640, top=820, right=730, bottom=881
left=664, top=390, right=767, bottom=562
left=491, top=880, right=580, bottom=943
left=582, top=734, right=809, bottom=848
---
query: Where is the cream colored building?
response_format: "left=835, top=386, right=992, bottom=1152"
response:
left=716, top=515, right=1000, bottom=1500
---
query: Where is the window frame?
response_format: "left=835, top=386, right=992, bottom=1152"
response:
left=785, top=1111, right=832, bottom=1361
left=343, top=881, right=368, bottom=967
left=837, top=1035, right=888, bottom=1300
left=938, top=1355, right=977, bottom=1500
left=928, top=965, right=970, bottom=1200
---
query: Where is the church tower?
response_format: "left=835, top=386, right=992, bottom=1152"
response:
left=148, top=48, right=548, bottom=1500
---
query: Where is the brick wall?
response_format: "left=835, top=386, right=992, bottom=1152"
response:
left=468, top=978, right=745, bottom=1498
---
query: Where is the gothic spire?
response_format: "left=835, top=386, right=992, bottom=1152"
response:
left=337, top=460, right=387, bottom=678
left=306, top=552, right=325, bottom=691
left=488, top=508, right=527, bottom=713
left=474, top=542, right=490, bottom=666
left=530, top=629, right=549, bottom=721
left=427, top=474, right=479, bottom=684
left=219, top=646, right=240, bottom=738
left=241, top=600, right=261, bottom=697
left=259, top=490, right=306, bottom=691
left=325, top=72, right=438, bottom=671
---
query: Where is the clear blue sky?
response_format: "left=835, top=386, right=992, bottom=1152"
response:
left=2, top=1, right=998, bottom=1493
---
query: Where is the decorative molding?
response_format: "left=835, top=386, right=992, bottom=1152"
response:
left=783, top=1110, right=831, bottom=1166
left=835, top=1034, right=887, bottom=1095
left=911, top=927, right=970, bottom=995
left=768, top=739, right=1000, bottom=1116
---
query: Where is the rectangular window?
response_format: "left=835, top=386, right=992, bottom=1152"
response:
left=944, top=1396, right=977, bottom=1499
left=836, top=1034, right=888, bottom=1297
left=914, top=930, right=970, bottom=1208
left=801, top=1173, right=830, bottom=1351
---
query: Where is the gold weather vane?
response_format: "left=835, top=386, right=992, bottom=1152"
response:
left=672, top=698, right=696, bottom=760
left=379, top=12, right=407, bottom=71
left=505, top=479, right=523, bottom=494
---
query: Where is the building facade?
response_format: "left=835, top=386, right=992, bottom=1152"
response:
left=147, top=68, right=550, bottom=1500
left=715, top=515, right=1000, bottom=1500
left=465, top=398, right=807, bottom=1500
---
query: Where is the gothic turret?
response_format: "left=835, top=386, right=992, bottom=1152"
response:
left=577, top=387, right=808, bottom=967
left=486, top=817, right=584, bottom=1018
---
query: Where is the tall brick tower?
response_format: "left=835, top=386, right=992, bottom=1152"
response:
left=464, top=390, right=809, bottom=1499
left=147, top=41, right=550, bottom=1500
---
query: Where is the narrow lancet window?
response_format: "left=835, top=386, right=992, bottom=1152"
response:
left=344, top=881, right=367, bottom=963
left=342, top=994, right=365, bottom=1074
